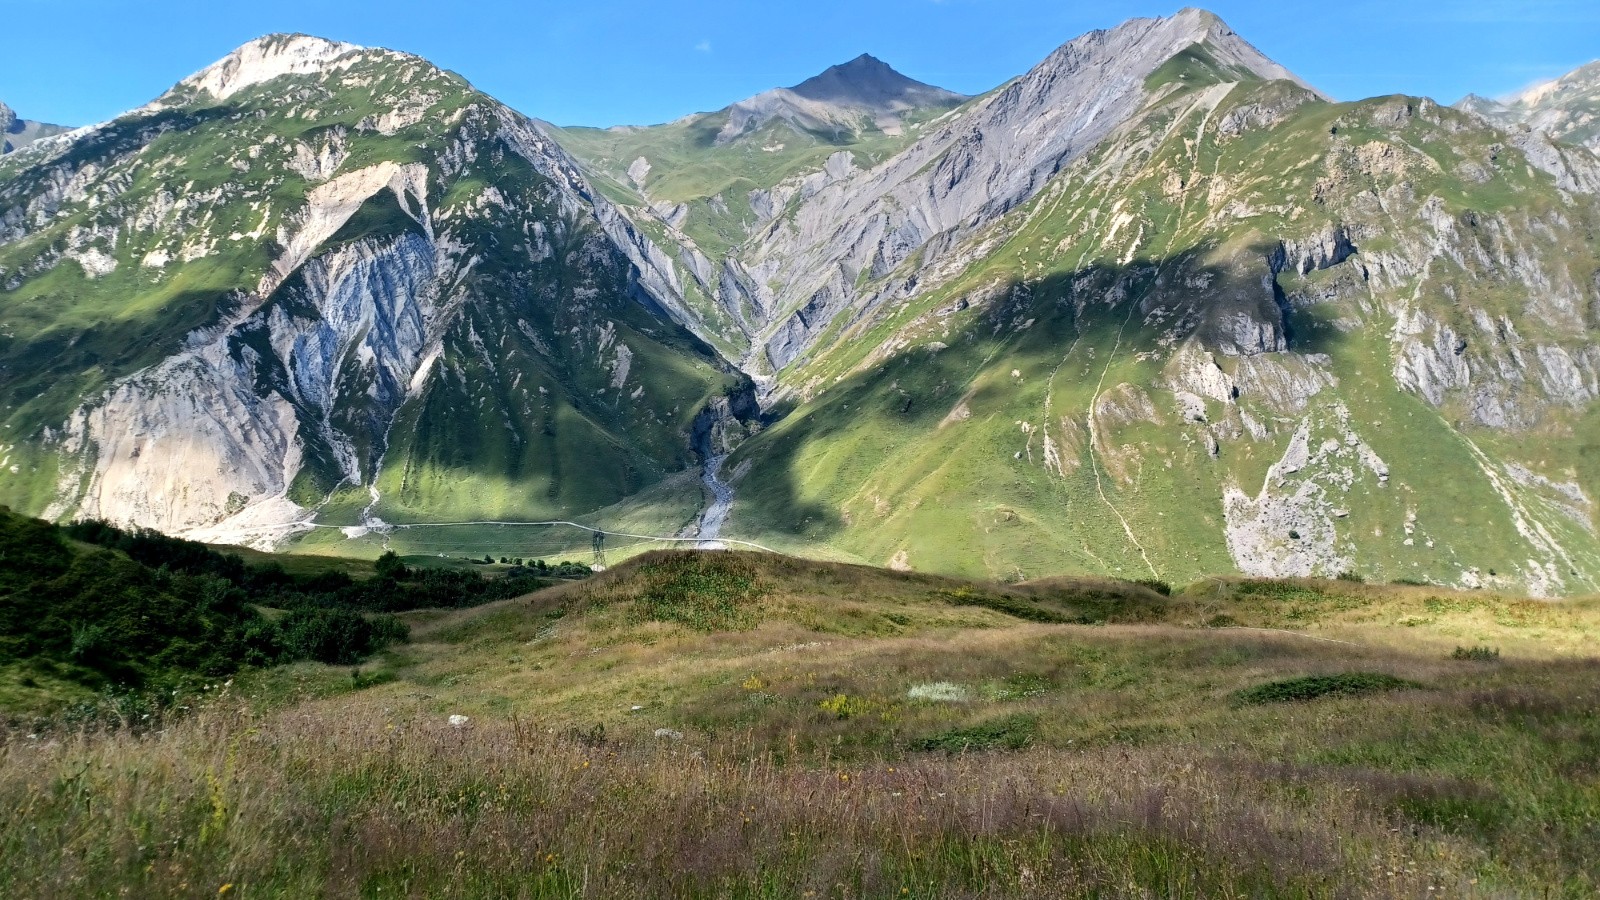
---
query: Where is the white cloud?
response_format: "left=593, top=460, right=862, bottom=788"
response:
left=694, top=39, right=712, bottom=53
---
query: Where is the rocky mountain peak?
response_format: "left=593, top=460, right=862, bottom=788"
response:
left=787, top=53, right=963, bottom=110
left=172, top=33, right=371, bottom=102
left=1514, top=60, right=1600, bottom=106
left=1061, top=8, right=1319, bottom=96
left=715, top=53, right=966, bottom=144
left=1455, top=59, right=1600, bottom=150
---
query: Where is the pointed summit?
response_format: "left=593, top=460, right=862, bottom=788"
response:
left=788, top=54, right=961, bottom=110
left=715, top=54, right=966, bottom=145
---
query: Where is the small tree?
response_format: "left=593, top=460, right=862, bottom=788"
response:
left=374, top=550, right=408, bottom=581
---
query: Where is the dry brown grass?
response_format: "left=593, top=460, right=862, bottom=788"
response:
left=6, top=551, right=1600, bottom=897
left=0, top=702, right=1472, bottom=899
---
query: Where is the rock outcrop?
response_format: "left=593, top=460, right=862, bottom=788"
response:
left=0, top=101, right=70, bottom=155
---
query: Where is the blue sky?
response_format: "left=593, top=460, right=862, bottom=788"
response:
left=3, top=0, right=1598, bottom=128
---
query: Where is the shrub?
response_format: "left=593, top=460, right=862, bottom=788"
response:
left=818, top=694, right=875, bottom=719
left=374, top=551, right=408, bottom=580
left=1452, top=646, right=1501, bottom=662
left=630, top=554, right=765, bottom=632
left=272, top=608, right=409, bottom=666
left=913, top=714, right=1038, bottom=753
left=1132, top=578, right=1173, bottom=596
left=1233, top=673, right=1416, bottom=706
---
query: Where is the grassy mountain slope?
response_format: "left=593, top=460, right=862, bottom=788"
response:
left=5, top=550, right=1599, bottom=895
left=720, top=57, right=1600, bottom=595
left=554, top=113, right=944, bottom=257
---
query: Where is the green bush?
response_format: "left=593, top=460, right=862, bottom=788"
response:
left=1233, top=673, right=1416, bottom=706
left=0, top=507, right=416, bottom=697
left=913, top=715, right=1038, bottom=753
left=1452, top=645, right=1501, bottom=662
left=630, top=554, right=766, bottom=631
left=374, top=550, right=408, bottom=580
left=1132, top=578, right=1173, bottom=596
left=274, top=608, right=409, bottom=666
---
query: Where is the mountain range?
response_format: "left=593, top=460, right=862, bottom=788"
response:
left=5, top=9, right=1600, bottom=595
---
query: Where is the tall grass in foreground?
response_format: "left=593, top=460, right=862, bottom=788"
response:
left=0, top=703, right=1462, bottom=899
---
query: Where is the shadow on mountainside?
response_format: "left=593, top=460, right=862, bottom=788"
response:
left=729, top=239, right=1352, bottom=547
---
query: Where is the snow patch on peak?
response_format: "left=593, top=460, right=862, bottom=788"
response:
left=180, top=34, right=367, bottom=101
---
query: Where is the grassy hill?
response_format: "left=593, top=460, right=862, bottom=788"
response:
left=5, top=550, right=1598, bottom=896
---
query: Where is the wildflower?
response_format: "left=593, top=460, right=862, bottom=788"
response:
left=908, top=682, right=969, bottom=702
left=218, top=886, right=234, bottom=895
left=448, top=714, right=470, bottom=728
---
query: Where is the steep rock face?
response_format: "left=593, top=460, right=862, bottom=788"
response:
left=549, top=56, right=971, bottom=360
left=0, top=102, right=71, bottom=155
left=169, top=34, right=367, bottom=103
left=0, top=36, right=739, bottom=544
